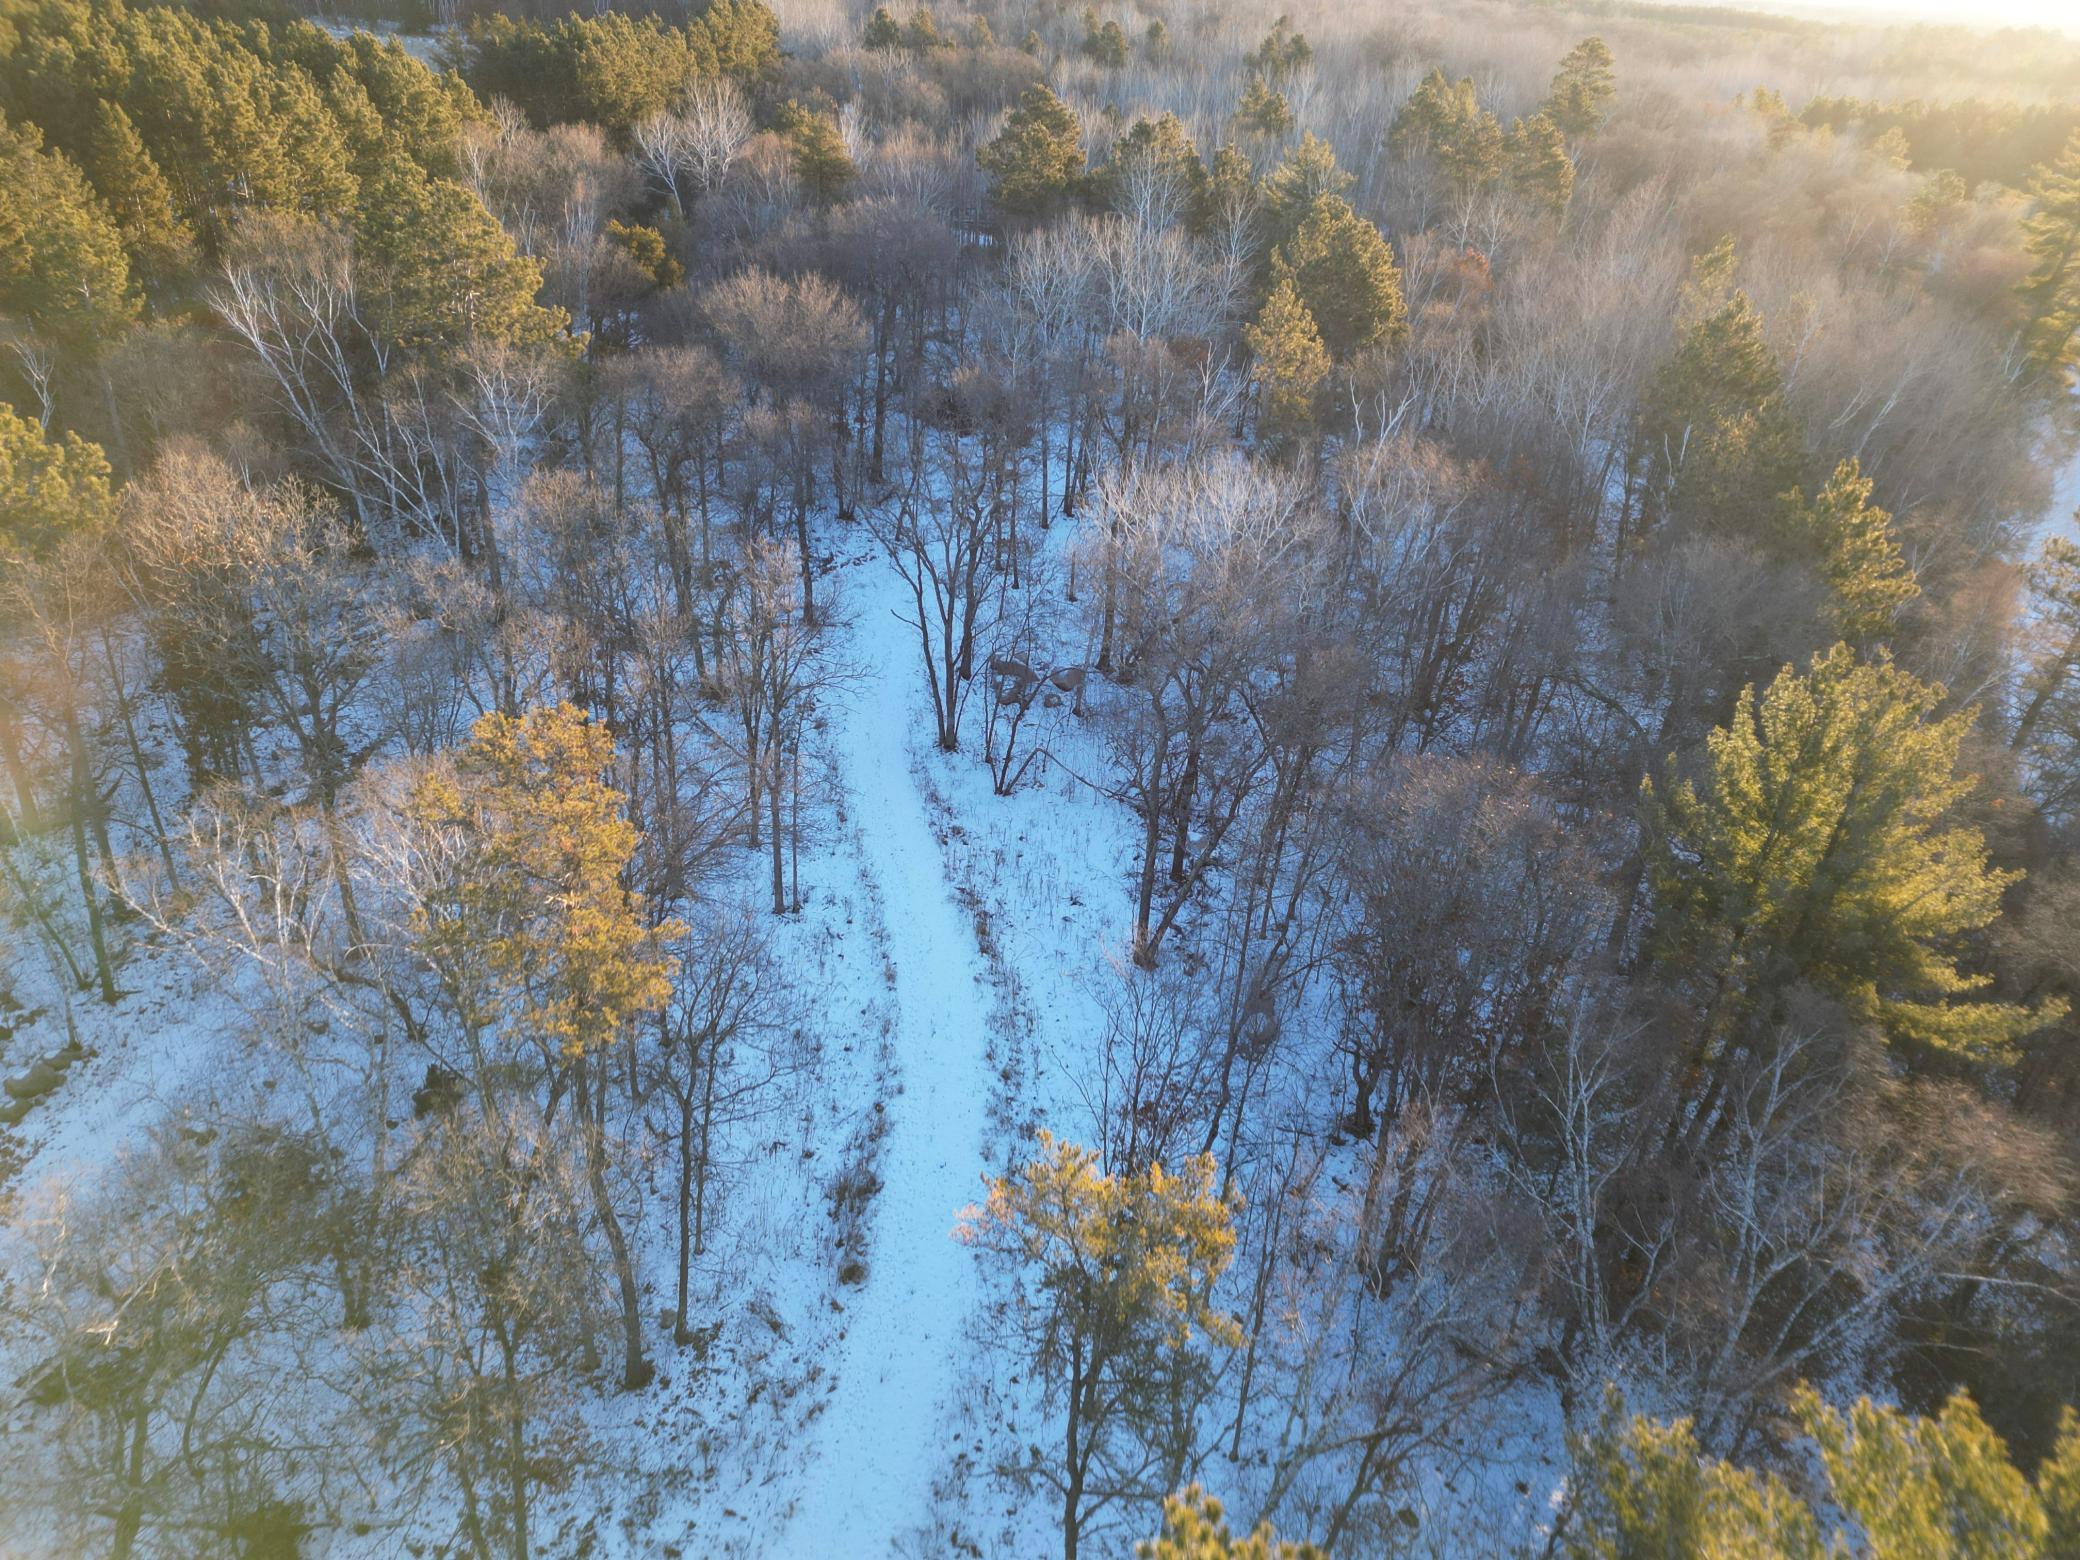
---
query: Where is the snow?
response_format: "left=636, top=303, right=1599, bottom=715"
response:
left=0, top=495, right=1576, bottom=1557
left=312, top=17, right=448, bottom=66
left=2051, top=432, right=2080, bottom=548
left=773, top=549, right=993, bottom=1556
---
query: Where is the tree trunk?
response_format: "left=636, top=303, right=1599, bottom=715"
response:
left=500, top=1321, right=531, bottom=1560
left=573, top=1056, right=651, bottom=1390
left=1061, top=1335, right=1089, bottom=1560
left=674, top=1082, right=696, bottom=1342
left=768, top=751, right=786, bottom=915
left=0, top=699, right=38, bottom=829
left=111, top=1409, right=148, bottom=1560
left=68, top=719, right=118, bottom=1003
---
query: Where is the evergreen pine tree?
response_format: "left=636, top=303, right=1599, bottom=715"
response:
left=406, top=702, right=683, bottom=1391
left=1905, top=167, right=1970, bottom=239
left=1080, top=7, right=1127, bottom=66
left=1544, top=36, right=1617, bottom=141
left=1259, top=132, right=1352, bottom=255
left=1565, top=1387, right=1822, bottom=1559
left=605, top=219, right=684, bottom=290
left=1095, top=113, right=1208, bottom=225
left=1141, top=1487, right=1322, bottom=1559
left=2017, top=129, right=2080, bottom=388
left=1632, top=240, right=1805, bottom=541
left=978, top=82, right=1085, bottom=217
left=1390, top=69, right=1504, bottom=195
left=0, top=112, right=138, bottom=352
left=1245, top=15, right=1312, bottom=86
left=1800, top=1387, right=2049, bottom=1558
left=0, top=402, right=115, bottom=566
left=1243, top=277, right=1330, bottom=452
left=1270, top=193, right=1407, bottom=359
left=1234, top=74, right=1295, bottom=140
left=354, top=152, right=567, bottom=358
left=2044, top=1409, right=2080, bottom=1554
left=1642, top=644, right=2046, bottom=1060
left=261, top=63, right=364, bottom=225
left=79, top=100, right=195, bottom=291
left=2014, top=536, right=2080, bottom=756
left=899, top=6, right=945, bottom=51
left=1204, top=143, right=1257, bottom=229
left=1778, top=458, right=1919, bottom=643
left=1570, top=1387, right=2080, bottom=1558
left=1504, top=112, right=1575, bottom=217
left=959, top=1132, right=1242, bottom=1560
left=779, top=100, right=857, bottom=205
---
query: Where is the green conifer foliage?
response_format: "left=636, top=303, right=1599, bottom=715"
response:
left=353, top=152, right=566, bottom=359
left=2018, top=130, right=2080, bottom=388
left=1567, top=1386, right=2080, bottom=1560
left=0, top=401, right=115, bottom=565
left=1504, top=111, right=1575, bottom=216
left=1243, top=277, right=1329, bottom=452
left=1642, top=644, right=2047, bottom=1060
left=1544, top=36, right=1617, bottom=141
left=1245, top=15, right=1312, bottom=86
left=1234, top=75, right=1294, bottom=140
left=862, top=4, right=902, bottom=49
left=462, top=7, right=777, bottom=140
left=1259, top=132, right=1351, bottom=254
left=779, top=100, right=857, bottom=205
left=1270, top=194, right=1407, bottom=360
left=1078, top=6, right=1127, bottom=65
left=0, top=112, right=138, bottom=350
left=1095, top=113, right=1208, bottom=226
left=1140, top=1487, right=1322, bottom=1559
left=1778, top=458, right=1919, bottom=643
left=1565, top=1387, right=1822, bottom=1559
left=78, top=100, right=195, bottom=288
left=1389, top=69, right=1504, bottom=194
left=978, top=82, right=1085, bottom=217
left=1633, top=240, right=1805, bottom=541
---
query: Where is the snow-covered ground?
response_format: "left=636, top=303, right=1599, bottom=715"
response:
left=774, top=551, right=994, bottom=1557
left=0, top=494, right=1574, bottom=1556
left=2050, top=433, right=2080, bottom=548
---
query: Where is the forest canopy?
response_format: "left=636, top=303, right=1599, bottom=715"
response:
left=1, top=0, right=2078, bottom=1552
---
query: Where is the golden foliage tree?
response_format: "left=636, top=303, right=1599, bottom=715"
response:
left=961, top=1132, right=1243, bottom=1560
left=409, top=702, right=676, bottom=1058
left=1140, top=1486, right=1321, bottom=1559
left=1566, top=1384, right=2080, bottom=1559
left=407, top=702, right=680, bottom=1388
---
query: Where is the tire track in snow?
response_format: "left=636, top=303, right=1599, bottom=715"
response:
left=777, top=556, right=991, bottom=1556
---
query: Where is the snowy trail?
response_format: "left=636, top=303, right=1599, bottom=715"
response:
left=776, top=556, right=991, bottom=1556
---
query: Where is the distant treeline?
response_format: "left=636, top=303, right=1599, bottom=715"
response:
left=1526, top=0, right=1816, bottom=33
left=1802, top=96, right=2080, bottom=190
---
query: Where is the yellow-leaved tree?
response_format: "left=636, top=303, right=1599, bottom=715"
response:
left=960, top=1132, right=1243, bottom=1560
left=1140, top=1486, right=1322, bottom=1559
left=407, top=702, right=681, bottom=1388
left=1565, top=1384, right=2080, bottom=1559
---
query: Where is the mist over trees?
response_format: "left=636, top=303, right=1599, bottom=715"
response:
left=2, top=0, right=2080, bottom=1551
